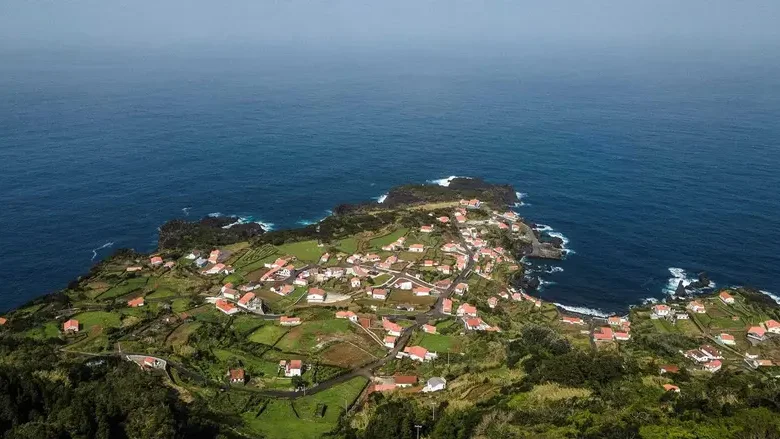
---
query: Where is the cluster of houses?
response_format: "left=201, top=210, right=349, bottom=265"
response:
left=560, top=314, right=631, bottom=343
left=456, top=301, right=500, bottom=332
left=213, top=282, right=262, bottom=314
left=683, top=345, right=723, bottom=372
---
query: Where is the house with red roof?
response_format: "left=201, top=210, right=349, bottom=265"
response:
left=748, top=326, right=767, bottom=340
left=221, top=284, right=240, bottom=300
left=307, top=288, right=326, bottom=303
left=208, top=250, right=221, bottom=264
left=127, top=297, right=145, bottom=308
left=423, top=259, right=435, bottom=267
left=454, top=283, right=469, bottom=295
left=383, top=318, right=403, bottom=337
left=150, top=256, right=163, bottom=266
left=437, top=265, right=451, bottom=275
left=437, top=216, right=450, bottom=223
left=238, top=293, right=260, bottom=310
left=511, top=292, right=523, bottom=302
left=652, top=304, right=671, bottom=318
left=456, top=303, right=477, bottom=318
left=764, top=319, right=780, bottom=334
left=164, top=261, right=175, bottom=268
left=393, top=375, right=418, bottom=388
left=488, top=297, right=498, bottom=309
left=442, top=298, right=453, bottom=314
left=229, top=368, right=245, bottom=384
left=384, top=336, right=397, bottom=349
left=403, top=345, right=437, bottom=362
left=422, top=324, right=437, bottom=334
left=717, top=333, right=736, bottom=345
left=336, top=310, right=358, bottom=322
left=275, top=284, right=294, bottom=296
left=614, top=331, right=631, bottom=341
left=414, top=287, right=431, bottom=296
left=593, top=326, right=614, bottom=342
left=687, top=301, right=706, bottom=314
left=0, top=317, right=7, bottom=326
left=126, top=266, right=143, bottom=272
left=409, top=244, right=425, bottom=253
left=441, top=242, right=460, bottom=252
left=63, top=319, right=79, bottom=333
left=561, top=316, right=585, bottom=325
left=281, top=359, right=303, bottom=377
left=216, top=299, right=239, bottom=315
left=202, top=263, right=227, bottom=275
left=143, top=357, right=160, bottom=368
left=465, top=318, right=490, bottom=331
left=279, top=316, right=301, bottom=326
left=372, top=289, right=388, bottom=300
left=663, top=384, right=680, bottom=393
left=420, top=225, right=434, bottom=233
left=703, top=360, right=722, bottom=373
left=454, top=213, right=466, bottom=223
left=659, top=365, right=680, bottom=374
left=719, top=291, right=735, bottom=304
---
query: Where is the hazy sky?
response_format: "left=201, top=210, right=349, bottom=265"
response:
left=1, top=0, right=779, bottom=49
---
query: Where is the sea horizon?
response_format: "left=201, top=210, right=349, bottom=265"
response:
left=2, top=44, right=780, bottom=314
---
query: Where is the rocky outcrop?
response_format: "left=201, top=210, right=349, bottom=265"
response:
left=158, top=216, right=264, bottom=250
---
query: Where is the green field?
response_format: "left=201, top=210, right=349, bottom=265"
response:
left=231, top=315, right=266, bottom=336
left=275, top=319, right=351, bottom=353
left=334, top=237, right=359, bottom=254
left=213, top=348, right=280, bottom=378
left=97, top=277, right=148, bottom=300
left=25, top=322, right=60, bottom=340
left=167, top=322, right=201, bottom=347
left=369, top=228, right=408, bottom=249
left=242, top=377, right=368, bottom=439
left=146, top=288, right=177, bottom=299
left=72, top=311, right=122, bottom=331
left=276, top=240, right=325, bottom=262
left=416, top=333, right=460, bottom=352
left=248, top=325, right=289, bottom=346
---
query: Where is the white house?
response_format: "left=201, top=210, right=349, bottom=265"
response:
left=307, top=288, right=326, bottom=303
left=372, top=289, right=388, bottom=301
left=413, top=287, right=431, bottom=296
left=395, top=280, right=413, bottom=290
left=652, top=304, right=671, bottom=318
left=408, top=244, right=425, bottom=253
left=422, top=377, right=447, bottom=393
left=281, top=360, right=303, bottom=377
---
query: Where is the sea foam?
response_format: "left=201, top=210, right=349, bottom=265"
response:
left=91, top=242, right=114, bottom=261
left=663, top=267, right=715, bottom=295
left=220, top=215, right=274, bottom=231
left=428, top=176, right=471, bottom=187
left=376, top=193, right=388, bottom=203
left=553, top=303, right=611, bottom=318
left=514, top=192, right=529, bottom=207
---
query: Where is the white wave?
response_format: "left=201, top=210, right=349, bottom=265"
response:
left=182, top=207, right=191, bottom=216
left=642, top=297, right=660, bottom=305
left=533, top=224, right=553, bottom=232
left=376, top=193, right=388, bottom=204
left=297, top=210, right=333, bottom=226
left=428, top=176, right=471, bottom=187
left=547, top=266, right=564, bottom=274
left=221, top=216, right=274, bottom=231
left=663, top=267, right=715, bottom=295
left=91, top=242, right=114, bottom=261
left=547, top=231, right=569, bottom=246
left=208, top=212, right=223, bottom=218
left=553, top=303, right=611, bottom=318
left=760, top=290, right=780, bottom=305
left=514, top=192, right=529, bottom=207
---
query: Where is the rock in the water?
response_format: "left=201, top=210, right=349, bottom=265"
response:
left=687, top=272, right=712, bottom=289
left=675, top=280, right=688, bottom=296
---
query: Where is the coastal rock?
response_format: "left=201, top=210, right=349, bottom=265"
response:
left=158, top=216, right=264, bottom=250
left=687, top=272, right=712, bottom=290
left=675, top=280, right=688, bottom=296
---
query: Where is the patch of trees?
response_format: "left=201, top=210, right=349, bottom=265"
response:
left=158, top=217, right=264, bottom=250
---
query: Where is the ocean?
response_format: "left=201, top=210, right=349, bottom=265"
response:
left=2, top=43, right=779, bottom=314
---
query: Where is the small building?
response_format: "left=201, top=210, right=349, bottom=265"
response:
left=686, top=301, right=706, bottom=314
left=442, top=298, right=453, bottom=314
left=126, top=266, right=143, bottom=272
left=350, top=277, right=361, bottom=288
left=437, top=216, right=450, bottom=223
left=163, top=261, right=175, bottom=268
left=561, top=316, right=585, bottom=325
left=703, top=360, right=722, bottom=373
left=395, top=280, right=413, bottom=290
left=614, top=331, right=631, bottom=341
left=336, top=310, right=358, bottom=322
left=487, top=297, right=498, bottom=309
left=383, top=318, right=403, bottom=337
left=281, top=359, right=303, bottom=377
left=208, top=250, right=222, bottom=264
left=404, top=345, right=436, bottom=362
left=409, top=244, right=425, bottom=253
left=150, top=256, right=163, bottom=266
left=748, top=326, right=767, bottom=341
left=372, top=289, right=388, bottom=301
left=384, top=336, right=397, bottom=349
left=420, top=225, right=434, bottom=233
left=276, top=284, right=295, bottom=296
left=456, top=303, right=478, bottom=318
left=221, top=284, right=240, bottom=300
left=652, top=304, right=671, bottom=318
left=659, top=365, right=680, bottom=374
left=63, top=319, right=79, bottom=333
left=423, top=377, right=447, bottom=392
left=185, top=250, right=201, bottom=260
left=764, top=319, right=780, bottom=334
left=279, top=316, right=301, bottom=326
left=454, top=283, right=469, bottom=295
left=437, top=265, right=451, bottom=275
left=442, top=243, right=459, bottom=252
left=719, top=291, right=735, bottom=305
left=127, top=297, right=145, bottom=307
left=237, top=293, right=260, bottom=310
left=307, top=288, right=326, bottom=303
left=0, top=317, right=7, bottom=326
left=216, top=299, right=239, bottom=315
left=717, top=333, right=736, bottom=346
left=143, top=357, right=160, bottom=368
left=465, top=318, right=489, bottom=331
left=230, top=368, right=245, bottom=384
left=393, top=375, right=418, bottom=388
left=663, top=384, right=680, bottom=393
left=414, top=287, right=431, bottom=296
left=422, top=324, right=437, bottom=334
left=593, top=326, right=614, bottom=342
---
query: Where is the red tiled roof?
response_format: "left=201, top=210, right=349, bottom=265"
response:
left=289, top=359, right=302, bottom=369
left=393, top=375, right=418, bottom=385
left=127, top=297, right=144, bottom=307
left=405, top=346, right=428, bottom=359
left=230, top=369, right=245, bottom=381
left=238, top=293, right=256, bottom=305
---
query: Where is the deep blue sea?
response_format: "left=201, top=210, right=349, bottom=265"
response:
left=2, top=44, right=779, bottom=314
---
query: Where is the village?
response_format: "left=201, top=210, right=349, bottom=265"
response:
left=4, top=195, right=780, bottom=438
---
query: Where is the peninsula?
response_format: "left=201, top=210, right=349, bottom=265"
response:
left=1, top=178, right=779, bottom=439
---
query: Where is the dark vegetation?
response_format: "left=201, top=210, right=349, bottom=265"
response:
left=158, top=216, right=264, bottom=250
